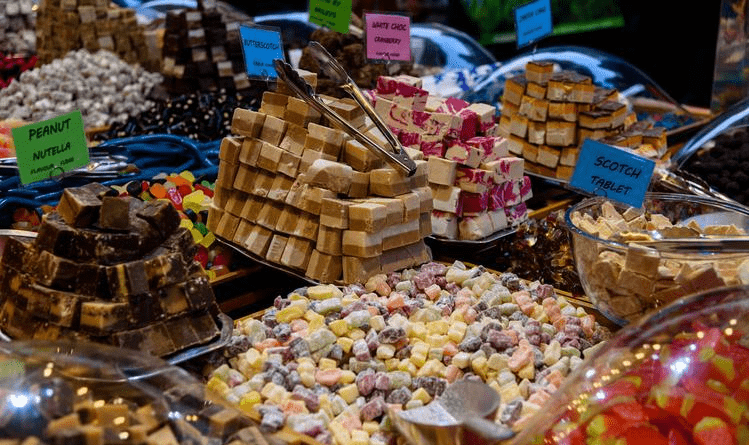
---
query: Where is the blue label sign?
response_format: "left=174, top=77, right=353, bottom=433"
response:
left=569, top=139, right=655, bottom=208
left=239, top=24, right=284, bottom=79
left=514, top=0, right=553, bottom=48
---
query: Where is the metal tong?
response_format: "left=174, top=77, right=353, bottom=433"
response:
left=273, top=41, right=417, bottom=176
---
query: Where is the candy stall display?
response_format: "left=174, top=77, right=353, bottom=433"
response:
left=207, top=261, right=611, bottom=444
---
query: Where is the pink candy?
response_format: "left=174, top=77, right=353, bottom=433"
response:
left=315, top=368, right=342, bottom=386
left=508, top=339, right=533, bottom=372
left=420, top=140, right=446, bottom=158
left=424, top=283, right=442, bottom=300
left=460, top=190, right=489, bottom=216
left=436, top=97, right=470, bottom=114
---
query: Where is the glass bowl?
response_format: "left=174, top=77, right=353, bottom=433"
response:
left=510, top=284, right=749, bottom=445
left=0, top=340, right=265, bottom=444
left=565, top=192, right=749, bottom=325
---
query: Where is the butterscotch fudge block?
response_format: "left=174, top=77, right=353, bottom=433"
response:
left=239, top=196, right=264, bottom=223
left=276, top=68, right=317, bottom=95
left=275, top=206, right=300, bottom=235
left=285, top=96, right=322, bottom=127
left=223, top=190, right=248, bottom=216
left=503, top=75, right=526, bottom=106
left=279, top=123, right=308, bottom=157
left=206, top=205, right=223, bottom=233
left=525, top=82, right=547, bottom=100
left=399, top=191, right=421, bottom=222
left=546, top=71, right=595, bottom=103
left=320, top=198, right=351, bottom=229
left=343, top=139, right=383, bottom=172
left=342, top=230, right=383, bottom=257
left=243, top=224, right=273, bottom=257
left=370, top=167, right=410, bottom=197
left=256, top=142, right=285, bottom=173
left=232, top=164, right=256, bottom=194
left=259, top=115, right=287, bottom=146
left=231, top=108, right=265, bottom=138
left=548, top=102, right=577, bottom=122
left=329, top=99, right=365, bottom=128
left=293, top=212, right=320, bottom=241
left=305, top=159, right=354, bottom=194
left=214, top=211, right=239, bottom=241
left=414, top=186, right=433, bottom=213
left=525, top=60, right=554, bottom=85
left=349, top=201, right=387, bottom=233
left=317, top=225, right=343, bottom=255
left=266, top=234, right=289, bottom=264
left=501, top=98, right=520, bottom=117
left=298, top=186, right=335, bottom=215
left=305, top=122, right=346, bottom=158
left=277, top=150, right=302, bottom=178
left=343, top=256, right=381, bottom=284
left=216, top=161, right=237, bottom=190
left=537, top=145, right=561, bottom=169
left=238, top=138, right=262, bottom=167
left=522, top=141, right=539, bottom=163
left=250, top=170, right=275, bottom=198
left=57, top=187, right=102, bottom=228
left=498, top=114, right=512, bottom=137
left=509, top=113, right=529, bottom=138
left=518, top=95, right=549, bottom=122
left=299, top=148, right=337, bottom=174
left=527, top=121, right=546, bottom=145
left=545, top=121, right=576, bottom=146
left=507, top=135, right=525, bottom=156
left=280, top=236, right=313, bottom=271
left=232, top=219, right=255, bottom=246
left=306, top=249, right=343, bottom=283
left=369, top=198, right=404, bottom=226
left=219, top=136, right=242, bottom=164
left=556, top=165, right=575, bottom=181
left=256, top=201, right=284, bottom=230
left=267, top=175, right=295, bottom=202
left=259, top=91, right=288, bottom=118
left=427, top=156, right=457, bottom=186
left=419, top=211, right=432, bottom=237
left=381, top=219, right=420, bottom=251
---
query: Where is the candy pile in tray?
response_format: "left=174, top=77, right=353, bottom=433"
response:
left=0, top=183, right=225, bottom=357
left=35, top=0, right=149, bottom=67
left=0, top=0, right=36, bottom=55
left=207, top=261, right=611, bottom=444
left=367, top=75, right=532, bottom=241
left=208, top=69, right=433, bottom=284
left=499, top=61, right=667, bottom=180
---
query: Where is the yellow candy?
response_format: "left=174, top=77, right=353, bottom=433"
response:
left=411, top=387, right=432, bottom=404
left=238, top=391, right=262, bottom=413
left=348, top=329, right=366, bottom=341
left=179, top=170, right=196, bottom=182
left=427, top=334, right=447, bottom=348
left=190, top=228, right=204, bottom=244
left=370, top=315, right=386, bottom=331
left=499, top=382, right=521, bottom=403
left=183, top=190, right=205, bottom=214
left=206, top=376, right=230, bottom=396
left=300, top=370, right=315, bottom=388
left=205, top=269, right=216, bottom=280
left=452, top=352, right=470, bottom=369
left=340, top=370, right=356, bottom=384
left=411, top=341, right=429, bottom=357
left=518, top=361, right=535, bottom=380
left=179, top=218, right=193, bottom=230
left=427, top=319, right=449, bottom=335
left=487, top=353, right=508, bottom=371
left=199, top=231, right=215, bottom=248
left=276, top=304, right=305, bottom=323
left=408, top=322, right=427, bottom=340
left=329, top=319, right=349, bottom=337
left=337, top=383, right=359, bottom=404
left=336, top=336, right=354, bottom=353
left=385, top=358, right=400, bottom=371
left=362, top=421, right=379, bottom=435
left=318, top=358, right=337, bottom=370
left=376, top=344, right=396, bottom=360
left=307, top=284, right=342, bottom=300
left=471, top=356, right=489, bottom=377
left=350, top=429, right=369, bottom=445
left=330, top=420, right=350, bottom=444
left=304, top=310, right=325, bottom=331
left=410, top=353, right=426, bottom=368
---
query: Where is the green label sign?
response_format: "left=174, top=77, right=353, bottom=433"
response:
left=309, top=0, right=352, bottom=34
left=12, top=111, right=90, bottom=185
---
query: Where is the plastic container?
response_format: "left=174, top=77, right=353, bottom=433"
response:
left=565, top=192, right=749, bottom=325
left=509, top=284, right=749, bottom=445
left=0, top=340, right=265, bottom=444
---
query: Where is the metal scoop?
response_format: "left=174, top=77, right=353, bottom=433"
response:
left=391, top=379, right=515, bottom=445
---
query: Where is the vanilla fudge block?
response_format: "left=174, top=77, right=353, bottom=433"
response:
left=445, top=141, right=481, bottom=168
left=348, top=171, right=370, bottom=199
left=369, top=197, right=404, bottom=226
left=304, top=159, right=354, bottom=194
left=504, top=201, right=529, bottom=225
left=240, top=196, right=264, bottom=223
left=224, top=190, right=248, bottom=216
left=456, top=167, right=492, bottom=194
left=294, top=212, right=320, bottom=241
left=431, top=211, right=458, bottom=239
left=259, top=115, right=288, bottom=146
left=232, top=219, right=255, bottom=245
left=342, top=230, right=383, bottom=257
left=525, top=60, right=554, bottom=85
left=374, top=95, right=396, bottom=119
left=503, top=75, right=526, bottom=106
left=275, top=206, right=301, bottom=235
left=399, top=191, right=421, bottom=222
left=298, top=186, right=336, bottom=215
left=231, top=108, right=265, bottom=138
left=306, top=250, right=343, bottom=283
left=300, top=148, right=337, bottom=173
left=320, top=198, right=351, bottom=229
left=256, top=141, right=285, bottom=173
left=519, top=95, right=549, bottom=122
left=349, top=202, right=387, bottom=233
left=623, top=245, right=661, bottom=279
left=432, top=185, right=463, bottom=215
left=488, top=209, right=508, bottom=232
left=206, top=205, right=223, bottom=233
left=525, top=82, right=547, bottom=100
left=232, top=164, right=256, bottom=194
left=559, top=147, right=580, bottom=166
left=548, top=101, right=577, bottom=122
left=266, top=234, right=289, bottom=264
left=57, top=187, right=101, bottom=228
left=285, top=96, right=322, bottom=127
left=509, top=113, right=529, bottom=138
left=370, top=168, right=411, bottom=197
left=277, top=150, right=302, bottom=179
left=596, top=100, right=627, bottom=128
left=426, top=156, right=457, bottom=187
left=284, top=178, right=307, bottom=209
left=280, top=236, right=314, bottom=271
left=466, top=102, right=497, bottom=133
left=239, top=138, right=263, bottom=167
left=329, top=99, right=365, bottom=128
left=279, top=123, right=308, bottom=157
left=216, top=162, right=238, bottom=189
left=461, top=190, right=490, bottom=216
left=343, top=255, right=381, bottom=284
left=305, top=122, right=346, bottom=157
left=256, top=201, right=284, bottom=230
left=414, top=187, right=433, bottom=213
left=215, top=212, right=240, bottom=241
left=317, top=225, right=343, bottom=255
left=382, top=219, right=420, bottom=250
left=267, top=175, right=295, bottom=202
left=243, top=225, right=273, bottom=257
left=459, top=213, right=494, bottom=240
left=251, top=170, right=275, bottom=198
left=410, top=159, right=429, bottom=189
left=343, top=139, right=383, bottom=172
left=498, top=114, right=512, bottom=138
left=219, top=136, right=242, bottom=164
left=537, top=145, right=561, bottom=168
left=260, top=91, right=288, bottom=116
left=527, top=121, right=546, bottom=145
left=465, top=136, right=509, bottom=163
left=404, top=146, right=424, bottom=162
left=546, top=121, right=576, bottom=146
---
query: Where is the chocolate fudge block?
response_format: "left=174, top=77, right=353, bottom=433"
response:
left=136, top=200, right=180, bottom=238
left=165, top=317, right=200, bottom=350
left=106, top=260, right=150, bottom=298
left=184, top=275, right=213, bottom=310
left=128, top=293, right=163, bottom=326
left=1, top=236, right=34, bottom=273
left=158, top=283, right=191, bottom=317
left=57, top=186, right=102, bottom=227
left=191, top=313, right=221, bottom=343
left=99, top=196, right=131, bottom=230
left=80, top=301, right=129, bottom=333
left=143, top=252, right=188, bottom=289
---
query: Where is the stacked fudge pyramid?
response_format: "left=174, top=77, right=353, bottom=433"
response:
left=35, top=0, right=148, bottom=66
left=0, top=183, right=222, bottom=357
left=208, top=69, right=433, bottom=284
left=499, top=61, right=668, bottom=180
left=161, top=3, right=249, bottom=94
left=366, top=75, right=532, bottom=240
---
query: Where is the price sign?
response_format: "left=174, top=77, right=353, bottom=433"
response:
left=239, top=24, right=284, bottom=79
left=514, top=0, right=553, bottom=48
left=13, top=110, right=89, bottom=185
left=569, top=139, right=655, bottom=208
left=365, top=12, right=411, bottom=62
left=309, top=0, right=352, bottom=33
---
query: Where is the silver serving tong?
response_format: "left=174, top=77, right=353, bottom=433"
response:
left=273, top=41, right=417, bottom=176
left=0, top=154, right=132, bottom=180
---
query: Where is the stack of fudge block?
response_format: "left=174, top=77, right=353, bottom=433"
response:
left=161, top=4, right=249, bottom=94
left=208, top=69, right=433, bottom=284
left=366, top=74, right=532, bottom=240
left=499, top=61, right=668, bottom=181
left=35, top=0, right=148, bottom=66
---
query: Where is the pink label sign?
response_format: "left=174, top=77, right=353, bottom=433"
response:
left=365, top=13, right=411, bottom=62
